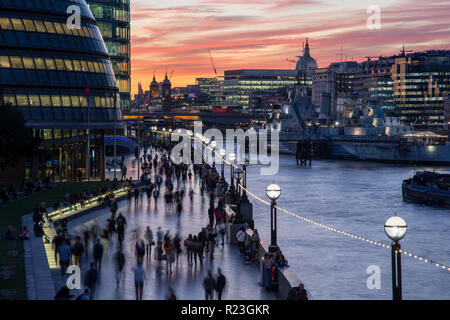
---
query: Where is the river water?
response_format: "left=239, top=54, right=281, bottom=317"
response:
left=242, top=155, right=450, bottom=300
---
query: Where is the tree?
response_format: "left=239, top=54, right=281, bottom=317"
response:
left=0, top=103, right=39, bottom=170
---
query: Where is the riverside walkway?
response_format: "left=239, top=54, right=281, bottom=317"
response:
left=29, top=154, right=275, bottom=300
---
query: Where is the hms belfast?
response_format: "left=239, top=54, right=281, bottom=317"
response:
left=266, top=44, right=450, bottom=165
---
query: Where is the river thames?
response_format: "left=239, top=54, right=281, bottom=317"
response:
left=243, top=155, right=450, bottom=300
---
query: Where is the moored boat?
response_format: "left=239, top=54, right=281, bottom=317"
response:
left=402, top=171, right=450, bottom=206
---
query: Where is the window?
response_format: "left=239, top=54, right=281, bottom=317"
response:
left=44, top=21, right=56, bottom=33
left=34, top=20, right=46, bottom=32
left=80, top=60, right=88, bottom=72
left=62, top=96, right=71, bottom=107
left=40, top=95, right=51, bottom=106
left=87, top=61, right=95, bottom=72
left=4, top=94, right=16, bottom=105
left=10, top=56, right=24, bottom=68
left=100, top=97, right=107, bottom=107
left=22, top=57, right=35, bottom=69
left=64, top=59, right=74, bottom=71
left=43, top=129, right=52, bottom=140
left=80, top=96, right=88, bottom=107
left=71, top=96, right=80, bottom=107
left=54, top=22, right=65, bottom=34
left=34, top=57, right=46, bottom=69
left=51, top=95, right=62, bottom=106
left=55, top=59, right=66, bottom=71
left=16, top=94, right=29, bottom=106
left=0, top=56, right=10, bottom=68
left=23, top=19, right=36, bottom=32
left=54, top=129, right=61, bottom=139
left=0, top=17, right=13, bottom=30
left=73, top=60, right=82, bottom=71
left=62, top=23, right=72, bottom=35
left=94, top=96, right=101, bottom=107
left=45, top=58, right=56, bottom=70
left=11, top=18, right=25, bottom=31
left=29, top=95, right=40, bottom=106
left=93, top=61, right=100, bottom=73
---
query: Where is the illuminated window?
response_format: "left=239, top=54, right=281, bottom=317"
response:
left=34, top=20, right=46, bottom=32
left=93, top=61, right=100, bottom=73
left=0, top=17, right=13, bottom=30
left=16, top=94, right=29, bottom=106
left=40, top=95, right=52, bottom=106
left=64, top=59, right=74, bottom=71
left=71, top=96, right=80, bottom=107
left=22, top=57, right=35, bottom=69
left=45, top=58, right=56, bottom=70
left=54, top=129, right=61, bottom=139
left=100, top=97, right=107, bottom=107
left=80, top=96, right=88, bottom=107
left=55, top=59, right=66, bottom=71
left=44, top=21, right=56, bottom=33
left=0, top=56, right=10, bottom=68
left=80, top=60, right=88, bottom=72
left=23, top=19, right=36, bottom=32
left=43, top=129, right=52, bottom=140
left=34, top=57, right=46, bottom=69
left=94, top=96, right=101, bottom=107
left=54, top=22, right=65, bottom=34
left=62, top=96, right=71, bottom=107
left=29, top=95, right=40, bottom=106
left=73, top=60, right=82, bottom=71
left=4, top=94, right=16, bottom=105
left=51, top=95, right=62, bottom=106
left=87, top=61, right=95, bottom=72
left=11, top=18, right=25, bottom=31
left=10, top=56, right=24, bottom=68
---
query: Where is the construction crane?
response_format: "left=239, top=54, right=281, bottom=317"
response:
left=208, top=49, right=218, bottom=75
left=169, top=70, right=174, bottom=80
left=400, top=44, right=413, bottom=56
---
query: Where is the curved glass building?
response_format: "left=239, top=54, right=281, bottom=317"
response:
left=0, top=0, right=122, bottom=181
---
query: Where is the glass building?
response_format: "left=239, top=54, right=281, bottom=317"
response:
left=86, top=0, right=131, bottom=111
left=0, top=0, right=122, bottom=181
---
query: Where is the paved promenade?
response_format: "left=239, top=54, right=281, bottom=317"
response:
left=26, top=155, right=274, bottom=300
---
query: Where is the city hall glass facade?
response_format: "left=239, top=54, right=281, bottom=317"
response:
left=0, top=0, right=122, bottom=181
left=86, top=0, right=131, bottom=111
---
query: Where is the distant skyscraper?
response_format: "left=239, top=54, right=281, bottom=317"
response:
left=86, top=0, right=131, bottom=111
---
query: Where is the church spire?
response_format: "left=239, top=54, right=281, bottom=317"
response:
left=304, top=37, right=310, bottom=57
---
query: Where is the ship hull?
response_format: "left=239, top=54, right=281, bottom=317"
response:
left=402, top=182, right=450, bottom=205
left=279, top=140, right=450, bottom=165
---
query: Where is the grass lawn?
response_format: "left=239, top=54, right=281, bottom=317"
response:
left=0, top=181, right=113, bottom=300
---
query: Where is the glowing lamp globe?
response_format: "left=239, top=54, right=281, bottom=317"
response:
left=384, top=216, right=407, bottom=242
left=266, top=184, right=281, bottom=201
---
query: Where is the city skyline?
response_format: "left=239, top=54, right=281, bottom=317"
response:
left=130, top=0, right=450, bottom=95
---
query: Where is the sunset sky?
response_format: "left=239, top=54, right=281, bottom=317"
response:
left=130, top=0, right=450, bottom=95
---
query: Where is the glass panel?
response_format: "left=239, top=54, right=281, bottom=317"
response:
left=80, top=60, right=88, bottom=72
left=16, top=94, right=29, bottom=106
left=34, top=57, right=46, bottom=69
left=70, top=95, right=80, bottom=107
left=63, top=129, right=71, bottom=138
left=93, top=61, right=100, bottom=73
left=78, top=27, right=85, bottom=37
left=64, top=59, right=74, bottom=71
left=51, top=95, right=62, bottom=106
left=40, top=95, right=51, bottom=106
left=11, top=18, right=25, bottom=31
left=94, top=96, right=101, bottom=107
left=0, top=56, right=11, bottom=68
left=71, top=27, right=80, bottom=36
left=4, top=94, right=16, bottom=105
left=43, top=129, right=52, bottom=140
left=0, top=17, right=13, bottom=30
left=73, top=60, right=82, bottom=71
left=34, top=20, right=46, bottom=32
left=23, top=19, right=36, bottom=32
left=61, top=95, right=71, bottom=107
left=29, top=95, right=40, bottom=106
left=54, top=129, right=61, bottom=139
left=87, top=61, right=95, bottom=72
left=62, top=23, right=72, bottom=35
left=80, top=96, right=88, bottom=107
left=100, top=97, right=107, bottom=107
left=54, top=22, right=64, bottom=34
left=10, top=56, right=24, bottom=68
left=44, top=21, right=56, bottom=33
left=45, top=58, right=56, bottom=70
left=55, top=59, right=65, bottom=70
left=22, top=57, right=35, bottom=69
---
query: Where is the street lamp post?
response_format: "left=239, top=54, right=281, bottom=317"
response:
left=228, top=153, right=236, bottom=185
left=233, top=167, right=243, bottom=200
left=219, top=149, right=226, bottom=178
left=241, top=158, right=250, bottom=201
left=266, top=184, right=281, bottom=253
left=384, top=215, right=407, bottom=301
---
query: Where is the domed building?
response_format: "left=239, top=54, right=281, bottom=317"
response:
left=0, top=0, right=122, bottom=181
left=295, top=38, right=318, bottom=79
left=161, top=72, right=172, bottom=112
left=150, top=73, right=159, bottom=99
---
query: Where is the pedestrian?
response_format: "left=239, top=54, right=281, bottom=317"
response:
left=115, top=249, right=125, bottom=287
left=207, top=227, right=217, bottom=260
left=207, top=205, right=214, bottom=228
left=136, top=239, right=146, bottom=264
left=216, top=268, right=226, bottom=300
left=76, top=288, right=91, bottom=300
left=263, top=254, right=274, bottom=290
left=251, top=229, right=260, bottom=261
left=185, top=234, right=193, bottom=265
left=133, top=262, right=146, bottom=300
left=287, top=283, right=308, bottom=300
left=71, top=236, right=84, bottom=267
left=58, top=240, right=72, bottom=276
left=116, top=213, right=127, bottom=246
left=236, top=227, right=246, bottom=252
left=202, top=270, right=216, bottom=300
left=93, top=239, right=104, bottom=271
left=144, top=226, right=153, bottom=259
left=218, top=220, right=226, bottom=245
left=164, top=239, right=175, bottom=274
left=166, top=287, right=177, bottom=300
left=84, top=262, right=97, bottom=299
left=52, top=231, right=64, bottom=266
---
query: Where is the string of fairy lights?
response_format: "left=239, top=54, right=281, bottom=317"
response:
left=186, top=131, right=450, bottom=273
